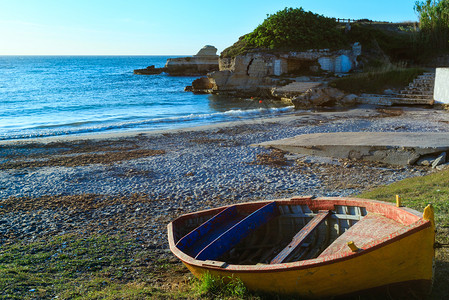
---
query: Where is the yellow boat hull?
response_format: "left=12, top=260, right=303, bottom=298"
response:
left=168, top=197, right=435, bottom=298
left=182, top=223, right=433, bottom=297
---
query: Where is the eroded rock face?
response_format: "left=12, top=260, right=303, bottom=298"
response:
left=186, top=77, right=214, bottom=94
left=206, top=45, right=361, bottom=95
left=164, top=45, right=219, bottom=76
left=208, top=54, right=277, bottom=93
left=165, top=56, right=219, bottom=76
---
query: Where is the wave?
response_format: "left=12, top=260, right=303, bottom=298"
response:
left=0, top=106, right=295, bottom=140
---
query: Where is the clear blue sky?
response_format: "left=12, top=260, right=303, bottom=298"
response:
left=0, top=0, right=419, bottom=55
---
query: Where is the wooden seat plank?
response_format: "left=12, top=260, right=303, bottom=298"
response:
left=318, top=213, right=405, bottom=258
left=270, top=210, right=330, bottom=264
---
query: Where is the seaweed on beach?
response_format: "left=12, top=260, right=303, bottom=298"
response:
left=1, top=149, right=165, bottom=169
left=249, top=149, right=289, bottom=167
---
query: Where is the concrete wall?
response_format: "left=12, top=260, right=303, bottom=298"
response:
left=434, top=68, right=449, bottom=104
left=318, top=55, right=352, bottom=73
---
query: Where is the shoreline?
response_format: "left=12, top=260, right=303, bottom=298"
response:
left=0, top=109, right=301, bottom=145
left=0, top=105, right=382, bottom=145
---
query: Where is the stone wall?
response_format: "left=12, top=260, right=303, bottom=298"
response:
left=434, top=68, right=449, bottom=104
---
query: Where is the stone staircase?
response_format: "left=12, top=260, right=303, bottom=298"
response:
left=360, top=71, right=435, bottom=106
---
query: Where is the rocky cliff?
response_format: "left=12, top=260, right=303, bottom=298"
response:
left=191, top=44, right=360, bottom=96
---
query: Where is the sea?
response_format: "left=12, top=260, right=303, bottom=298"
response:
left=0, top=56, right=293, bottom=141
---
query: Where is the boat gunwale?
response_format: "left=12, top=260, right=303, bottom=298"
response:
left=167, top=197, right=431, bottom=273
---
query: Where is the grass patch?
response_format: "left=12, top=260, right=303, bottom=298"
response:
left=357, top=168, right=449, bottom=299
left=0, top=234, right=186, bottom=299
left=358, top=168, right=449, bottom=226
left=330, top=67, right=424, bottom=94
left=3, top=169, right=449, bottom=299
left=192, top=272, right=249, bottom=299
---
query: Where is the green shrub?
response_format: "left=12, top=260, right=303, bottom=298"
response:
left=244, top=7, right=345, bottom=51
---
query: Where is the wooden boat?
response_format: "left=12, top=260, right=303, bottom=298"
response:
left=167, top=196, right=435, bottom=298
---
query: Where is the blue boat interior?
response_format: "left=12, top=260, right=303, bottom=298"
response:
left=174, top=202, right=369, bottom=265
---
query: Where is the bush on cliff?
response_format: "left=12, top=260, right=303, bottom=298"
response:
left=244, top=7, right=345, bottom=51
left=221, top=5, right=445, bottom=65
left=220, top=7, right=416, bottom=61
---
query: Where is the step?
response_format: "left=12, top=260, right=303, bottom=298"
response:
left=359, top=95, right=434, bottom=105
left=397, top=94, right=433, bottom=99
left=402, top=88, right=433, bottom=93
left=410, top=81, right=435, bottom=86
left=417, top=75, right=435, bottom=79
left=391, top=98, right=434, bottom=105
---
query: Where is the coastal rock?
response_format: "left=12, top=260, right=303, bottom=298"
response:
left=134, top=45, right=219, bottom=76
left=195, top=45, right=218, bottom=57
left=436, top=162, right=449, bottom=171
left=291, top=87, right=347, bottom=109
left=164, top=45, right=219, bottom=76
left=271, top=82, right=322, bottom=100
left=190, top=77, right=214, bottom=94
left=133, top=65, right=164, bottom=75
left=416, top=156, right=435, bottom=166
left=192, top=77, right=213, bottom=90
left=432, top=152, right=446, bottom=168
left=340, top=94, right=359, bottom=106
left=208, top=54, right=277, bottom=93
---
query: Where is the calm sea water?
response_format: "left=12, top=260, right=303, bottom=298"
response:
left=0, top=56, right=292, bottom=141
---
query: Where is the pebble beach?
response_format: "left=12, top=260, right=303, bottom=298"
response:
left=1, top=105, right=449, bottom=256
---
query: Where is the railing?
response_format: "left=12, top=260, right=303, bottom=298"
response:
left=333, top=18, right=388, bottom=24
left=334, top=18, right=358, bottom=23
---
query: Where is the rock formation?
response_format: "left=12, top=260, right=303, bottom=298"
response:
left=133, top=45, right=219, bottom=76
left=192, top=44, right=361, bottom=97
left=165, top=45, right=219, bottom=76
left=291, top=87, right=356, bottom=108
left=185, top=77, right=214, bottom=94
left=133, top=65, right=163, bottom=75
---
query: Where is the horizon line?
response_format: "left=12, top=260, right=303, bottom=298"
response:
left=0, top=54, right=192, bottom=57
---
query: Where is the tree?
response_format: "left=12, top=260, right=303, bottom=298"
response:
left=415, top=0, right=449, bottom=49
